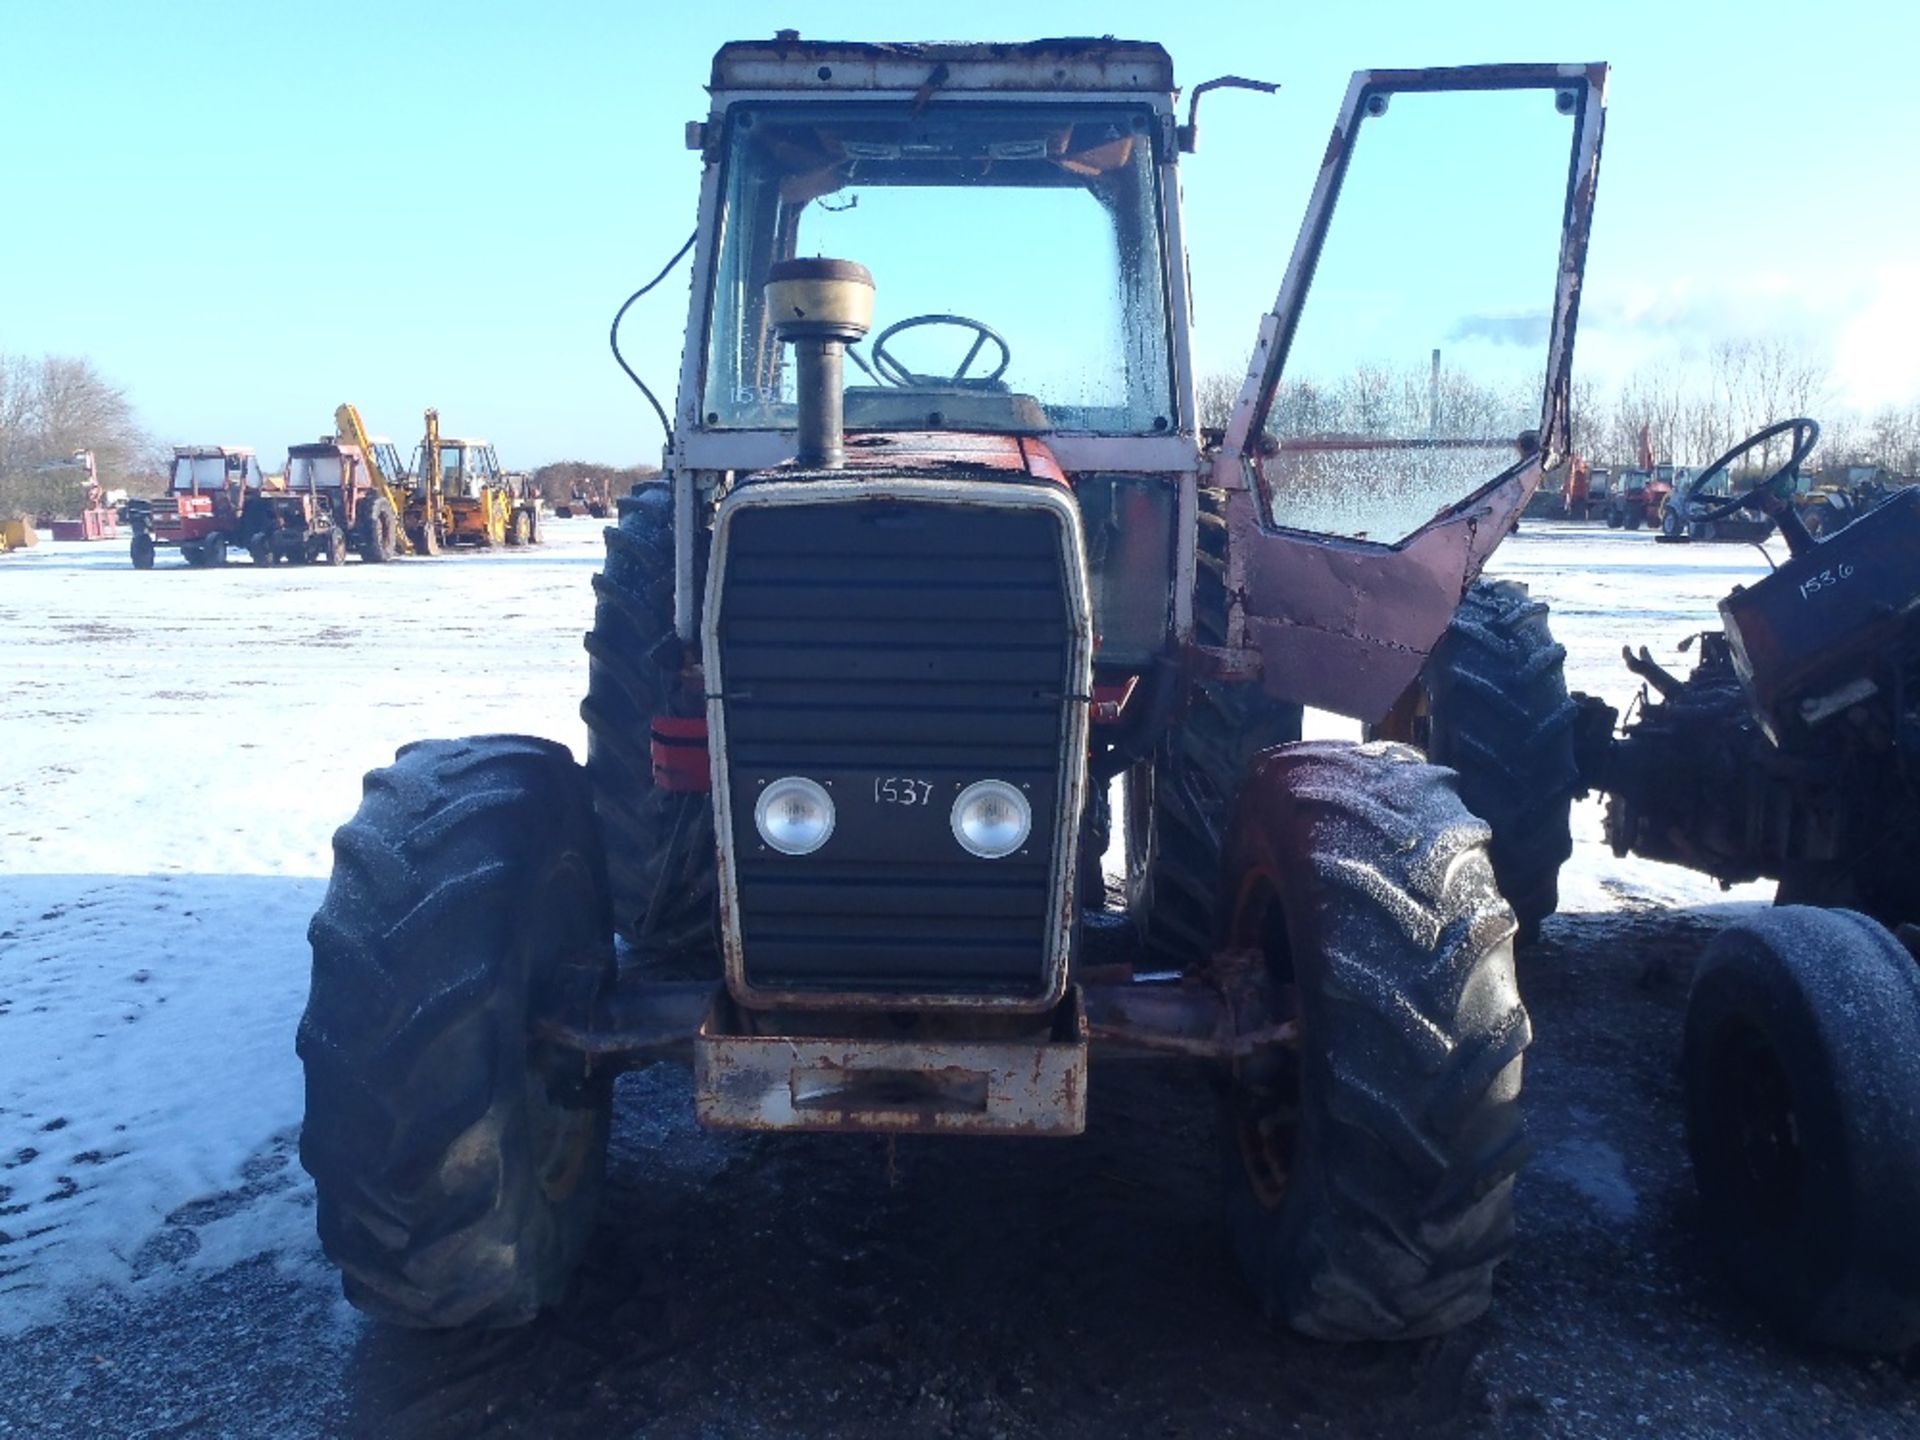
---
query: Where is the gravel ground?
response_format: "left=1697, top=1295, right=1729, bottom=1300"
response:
left=2, top=519, right=1916, bottom=1438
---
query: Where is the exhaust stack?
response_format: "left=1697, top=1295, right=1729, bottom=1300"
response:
left=764, top=259, right=874, bottom=469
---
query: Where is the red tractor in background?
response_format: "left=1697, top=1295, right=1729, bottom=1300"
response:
left=126, top=446, right=266, bottom=569
left=253, top=438, right=403, bottom=565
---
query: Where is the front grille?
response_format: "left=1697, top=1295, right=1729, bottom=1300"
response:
left=711, top=488, right=1084, bottom=1001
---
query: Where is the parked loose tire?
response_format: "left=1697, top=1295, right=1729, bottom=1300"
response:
left=298, top=735, right=615, bottom=1328
left=1374, top=578, right=1576, bottom=944
left=581, top=483, right=719, bottom=956
left=130, top=532, right=155, bottom=570
left=1218, top=740, right=1529, bottom=1340
left=1683, top=906, right=1920, bottom=1352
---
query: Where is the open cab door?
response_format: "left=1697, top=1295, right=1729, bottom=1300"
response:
left=1211, top=64, right=1607, bottom=721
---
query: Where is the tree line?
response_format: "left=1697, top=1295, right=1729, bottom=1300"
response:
left=1200, top=339, right=1920, bottom=478
left=0, top=352, right=160, bottom=520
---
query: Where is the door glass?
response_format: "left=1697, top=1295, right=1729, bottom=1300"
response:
left=1254, top=85, right=1578, bottom=543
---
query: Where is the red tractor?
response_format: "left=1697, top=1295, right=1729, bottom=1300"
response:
left=252, top=438, right=403, bottom=565
left=299, top=39, right=1609, bottom=1340
left=126, top=446, right=266, bottom=568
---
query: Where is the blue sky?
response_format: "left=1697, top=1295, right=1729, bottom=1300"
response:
left=1, top=0, right=1913, bottom=469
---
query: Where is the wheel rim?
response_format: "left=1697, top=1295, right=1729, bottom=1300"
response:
left=1226, top=877, right=1302, bottom=1210
left=1711, top=1018, right=1803, bottom=1230
left=521, top=850, right=608, bottom=1205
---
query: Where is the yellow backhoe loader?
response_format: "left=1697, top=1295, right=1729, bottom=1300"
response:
left=411, top=409, right=540, bottom=548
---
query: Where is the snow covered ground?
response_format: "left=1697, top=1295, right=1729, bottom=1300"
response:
left=0, top=515, right=1776, bottom=1338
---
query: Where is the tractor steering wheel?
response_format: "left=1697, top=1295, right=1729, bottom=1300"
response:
left=870, top=314, right=1012, bottom=389
left=1688, top=418, right=1821, bottom=524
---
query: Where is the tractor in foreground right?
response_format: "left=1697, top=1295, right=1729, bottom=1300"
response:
left=1441, top=416, right=1920, bottom=1350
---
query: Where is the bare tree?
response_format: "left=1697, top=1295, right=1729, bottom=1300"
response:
left=1867, top=401, right=1920, bottom=477
left=1194, top=370, right=1242, bottom=434
left=0, top=352, right=155, bottom=518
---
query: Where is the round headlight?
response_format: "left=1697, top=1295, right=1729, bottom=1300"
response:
left=951, top=779, right=1032, bottom=859
left=754, top=776, right=835, bottom=855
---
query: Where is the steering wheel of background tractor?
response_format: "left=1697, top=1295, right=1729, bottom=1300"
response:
left=870, top=314, right=1012, bottom=389
left=1689, top=418, right=1821, bottom=524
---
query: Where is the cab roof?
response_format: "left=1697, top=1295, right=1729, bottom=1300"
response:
left=710, top=35, right=1174, bottom=95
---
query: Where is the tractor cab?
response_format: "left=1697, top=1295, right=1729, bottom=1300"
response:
left=285, top=445, right=360, bottom=489
left=671, top=39, right=1606, bottom=718
left=170, top=446, right=263, bottom=495
left=423, top=438, right=503, bottom=500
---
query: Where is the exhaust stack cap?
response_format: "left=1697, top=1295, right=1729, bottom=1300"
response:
left=764, top=258, right=874, bottom=470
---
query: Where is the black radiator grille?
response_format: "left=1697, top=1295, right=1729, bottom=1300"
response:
left=715, top=498, right=1077, bottom=997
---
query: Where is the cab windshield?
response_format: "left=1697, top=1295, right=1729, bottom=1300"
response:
left=171, top=456, right=230, bottom=491
left=288, top=456, right=345, bottom=488
left=701, top=100, right=1177, bottom=436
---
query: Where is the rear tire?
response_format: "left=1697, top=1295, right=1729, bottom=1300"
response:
left=360, top=497, right=398, bottom=563
left=581, top=483, right=719, bottom=956
left=1219, top=740, right=1529, bottom=1340
left=1137, top=486, right=1303, bottom=969
left=1375, top=578, right=1576, bottom=945
left=298, top=735, right=615, bottom=1328
left=1683, top=907, right=1920, bottom=1352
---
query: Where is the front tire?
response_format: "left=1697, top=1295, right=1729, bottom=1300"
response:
left=1683, top=907, right=1920, bottom=1352
left=581, top=483, right=719, bottom=955
left=1219, top=740, right=1529, bottom=1340
left=298, top=735, right=615, bottom=1328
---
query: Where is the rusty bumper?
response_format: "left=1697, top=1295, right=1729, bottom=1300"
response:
left=694, top=990, right=1088, bottom=1136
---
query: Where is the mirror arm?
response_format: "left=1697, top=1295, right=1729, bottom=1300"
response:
left=1178, top=75, right=1280, bottom=153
